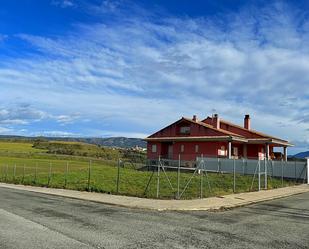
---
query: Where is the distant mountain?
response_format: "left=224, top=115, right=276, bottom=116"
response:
left=0, top=135, right=146, bottom=149
left=292, top=151, right=309, bottom=159
left=74, top=137, right=147, bottom=148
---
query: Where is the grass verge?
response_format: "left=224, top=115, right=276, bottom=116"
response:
left=0, top=156, right=298, bottom=199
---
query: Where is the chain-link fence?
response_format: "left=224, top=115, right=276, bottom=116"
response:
left=0, top=155, right=307, bottom=199
left=144, top=155, right=308, bottom=199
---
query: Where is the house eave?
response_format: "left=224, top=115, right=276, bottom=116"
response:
left=247, top=138, right=293, bottom=147
left=144, top=136, right=230, bottom=142
left=144, top=136, right=247, bottom=142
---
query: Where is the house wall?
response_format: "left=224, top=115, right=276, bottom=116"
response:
left=147, top=142, right=162, bottom=159
left=247, top=144, right=267, bottom=160
left=172, top=141, right=227, bottom=161
left=147, top=141, right=229, bottom=161
left=147, top=141, right=270, bottom=161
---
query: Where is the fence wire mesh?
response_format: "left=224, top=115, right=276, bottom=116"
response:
left=0, top=155, right=307, bottom=199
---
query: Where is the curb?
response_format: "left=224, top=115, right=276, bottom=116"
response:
left=0, top=183, right=308, bottom=211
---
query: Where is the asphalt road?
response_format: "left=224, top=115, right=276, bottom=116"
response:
left=0, top=187, right=308, bottom=249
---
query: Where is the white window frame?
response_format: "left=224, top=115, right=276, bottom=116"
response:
left=151, top=144, right=157, bottom=153
left=195, top=144, right=199, bottom=153
left=180, top=126, right=190, bottom=134
left=233, top=147, right=238, bottom=156
left=218, top=145, right=226, bottom=156
left=180, top=144, right=185, bottom=153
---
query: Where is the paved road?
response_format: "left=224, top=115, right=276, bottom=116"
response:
left=0, top=187, right=308, bottom=249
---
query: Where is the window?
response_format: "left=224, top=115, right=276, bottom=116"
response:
left=233, top=147, right=238, bottom=156
left=195, top=144, right=199, bottom=153
left=151, top=144, right=157, bottom=153
left=218, top=146, right=226, bottom=156
left=180, top=126, right=190, bottom=134
left=180, top=144, right=185, bottom=153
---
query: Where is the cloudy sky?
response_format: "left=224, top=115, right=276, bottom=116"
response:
left=0, top=0, right=308, bottom=154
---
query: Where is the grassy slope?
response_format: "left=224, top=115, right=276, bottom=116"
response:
left=0, top=141, right=297, bottom=199
left=0, top=141, right=47, bottom=153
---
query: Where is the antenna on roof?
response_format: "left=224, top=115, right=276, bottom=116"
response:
left=211, top=109, right=216, bottom=118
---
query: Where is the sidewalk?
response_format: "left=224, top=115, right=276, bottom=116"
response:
left=0, top=183, right=308, bottom=211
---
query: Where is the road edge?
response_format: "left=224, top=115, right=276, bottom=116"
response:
left=0, top=183, right=308, bottom=211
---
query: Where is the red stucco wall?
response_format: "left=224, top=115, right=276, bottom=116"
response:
left=147, top=141, right=267, bottom=161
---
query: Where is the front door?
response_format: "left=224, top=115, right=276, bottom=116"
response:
left=168, top=145, right=173, bottom=159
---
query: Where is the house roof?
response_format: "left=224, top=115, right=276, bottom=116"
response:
left=203, top=116, right=291, bottom=144
left=147, top=117, right=245, bottom=139
left=146, top=115, right=293, bottom=146
left=182, top=117, right=246, bottom=138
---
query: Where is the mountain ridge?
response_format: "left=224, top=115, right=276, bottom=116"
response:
left=292, top=151, right=309, bottom=159
left=0, top=135, right=146, bottom=148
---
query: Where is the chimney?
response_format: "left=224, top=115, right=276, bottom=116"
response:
left=212, top=114, right=220, bottom=129
left=192, top=115, right=197, bottom=122
left=244, top=114, right=250, bottom=130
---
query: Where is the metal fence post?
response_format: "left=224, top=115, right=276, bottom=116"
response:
left=34, top=162, right=38, bottom=183
left=264, top=159, right=267, bottom=190
left=246, top=158, right=248, bottom=175
left=64, top=162, right=69, bottom=188
left=156, top=155, right=161, bottom=198
left=258, top=159, right=261, bottom=191
left=200, top=154, right=204, bottom=198
left=13, top=164, right=16, bottom=181
left=22, top=164, right=25, bottom=184
left=233, top=158, right=236, bottom=193
left=177, top=154, right=180, bottom=199
left=87, top=160, right=91, bottom=191
left=116, top=158, right=120, bottom=194
left=294, top=160, right=297, bottom=184
left=306, top=157, right=309, bottom=184
left=5, top=164, right=8, bottom=182
left=48, top=162, right=52, bottom=186
left=281, top=159, right=284, bottom=187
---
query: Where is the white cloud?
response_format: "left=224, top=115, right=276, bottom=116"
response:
left=0, top=1, right=308, bottom=153
left=0, top=105, right=47, bottom=125
left=0, top=104, right=80, bottom=127
left=55, top=114, right=80, bottom=125
left=51, top=0, right=75, bottom=8
left=32, top=130, right=79, bottom=137
left=0, top=127, right=12, bottom=134
left=0, top=34, right=8, bottom=42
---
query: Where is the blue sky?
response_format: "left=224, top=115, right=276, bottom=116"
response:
left=0, top=0, right=308, bottom=154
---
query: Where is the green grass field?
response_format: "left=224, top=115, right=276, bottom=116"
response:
left=0, top=140, right=298, bottom=199
left=0, top=141, right=47, bottom=153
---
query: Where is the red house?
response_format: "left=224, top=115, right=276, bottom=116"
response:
left=145, top=114, right=292, bottom=161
